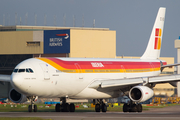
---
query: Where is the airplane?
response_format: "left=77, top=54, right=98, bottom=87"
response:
left=0, top=7, right=180, bottom=113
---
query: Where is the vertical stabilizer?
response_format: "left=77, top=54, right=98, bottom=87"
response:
left=141, top=7, right=166, bottom=60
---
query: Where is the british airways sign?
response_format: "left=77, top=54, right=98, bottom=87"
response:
left=44, top=30, right=70, bottom=54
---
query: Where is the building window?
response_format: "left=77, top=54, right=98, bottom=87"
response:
left=26, top=42, right=40, bottom=46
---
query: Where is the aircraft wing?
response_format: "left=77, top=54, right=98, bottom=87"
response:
left=89, top=74, right=180, bottom=90
left=0, top=74, right=11, bottom=82
left=88, top=62, right=180, bottom=90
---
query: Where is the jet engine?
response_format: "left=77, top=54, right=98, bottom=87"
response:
left=129, top=86, right=154, bottom=103
left=9, top=89, right=27, bottom=103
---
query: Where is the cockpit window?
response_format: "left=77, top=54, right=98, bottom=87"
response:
left=18, top=69, right=25, bottom=73
left=26, top=69, right=30, bottom=73
left=13, top=68, right=34, bottom=73
left=13, top=69, right=18, bottom=73
left=28, top=68, right=34, bottom=73
left=26, top=68, right=34, bottom=73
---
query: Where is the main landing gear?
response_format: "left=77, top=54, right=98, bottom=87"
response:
left=55, top=97, right=75, bottom=112
left=123, top=101, right=142, bottom=112
left=28, top=96, right=38, bottom=112
left=94, top=99, right=107, bottom=112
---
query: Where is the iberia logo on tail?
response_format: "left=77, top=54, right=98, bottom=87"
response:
left=154, top=28, right=161, bottom=50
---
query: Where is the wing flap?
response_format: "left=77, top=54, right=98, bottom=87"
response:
left=101, top=78, right=143, bottom=88
left=149, top=74, right=180, bottom=83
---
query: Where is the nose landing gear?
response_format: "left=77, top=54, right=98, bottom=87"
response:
left=27, top=96, right=38, bottom=112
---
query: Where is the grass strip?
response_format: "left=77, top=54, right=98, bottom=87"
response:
left=0, top=103, right=179, bottom=112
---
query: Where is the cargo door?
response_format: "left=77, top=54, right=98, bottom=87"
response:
left=40, top=63, right=50, bottom=80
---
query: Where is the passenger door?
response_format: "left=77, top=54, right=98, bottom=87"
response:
left=40, top=63, right=50, bottom=80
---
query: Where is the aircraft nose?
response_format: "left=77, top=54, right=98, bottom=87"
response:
left=10, top=74, right=23, bottom=89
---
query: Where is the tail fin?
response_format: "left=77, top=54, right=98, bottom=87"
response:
left=141, top=7, right=166, bottom=60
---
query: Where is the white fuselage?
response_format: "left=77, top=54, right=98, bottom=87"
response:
left=10, top=57, right=162, bottom=99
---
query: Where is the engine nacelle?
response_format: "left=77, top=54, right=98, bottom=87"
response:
left=9, top=89, right=27, bottom=103
left=129, top=86, right=154, bottom=103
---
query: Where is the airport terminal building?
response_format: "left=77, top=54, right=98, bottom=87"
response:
left=0, top=25, right=176, bottom=99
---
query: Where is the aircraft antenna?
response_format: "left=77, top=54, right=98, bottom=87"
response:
left=63, top=14, right=66, bottom=27
left=3, top=14, right=5, bottom=26
left=15, top=13, right=17, bottom=25
left=93, top=19, right=95, bottom=28
left=25, top=13, right=28, bottom=25
left=54, top=15, right=57, bottom=26
left=7, top=14, right=10, bottom=26
left=44, top=14, right=47, bottom=26
left=20, top=17, right=22, bottom=25
left=82, top=14, right=84, bottom=27
left=34, top=13, right=37, bottom=26
left=73, top=15, right=75, bottom=27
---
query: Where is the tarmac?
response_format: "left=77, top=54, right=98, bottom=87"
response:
left=0, top=105, right=180, bottom=120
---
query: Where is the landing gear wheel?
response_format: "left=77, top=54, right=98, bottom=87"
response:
left=70, top=103, right=75, bottom=112
left=55, top=97, right=76, bottom=112
left=34, top=105, right=37, bottom=112
left=94, top=99, right=107, bottom=112
left=55, top=103, right=61, bottom=112
left=137, top=104, right=142, bottom=112
left=62, top=103, right=70, bottom=112
left=130, top=104, right=137, bottom=112
left=95, top=104, right=100, bottom=112
left=102, top=103, right=107, bottom=112
left=28, top=105, right=32, bottom=112
left=123, top=103, right=129, bottom=112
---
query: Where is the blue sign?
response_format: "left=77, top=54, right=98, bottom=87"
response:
left=44, top=30, right=70, bottom=54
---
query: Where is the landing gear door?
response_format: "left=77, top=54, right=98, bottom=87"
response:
left=40, top=63, right=50, bottom=80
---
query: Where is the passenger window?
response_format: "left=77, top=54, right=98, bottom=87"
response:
left=18, top=69, right=25, bottom=73
left=13, top=69, right=18, bottom=73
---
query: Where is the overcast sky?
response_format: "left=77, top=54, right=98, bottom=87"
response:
left=0, top=0, right=180, bottom=61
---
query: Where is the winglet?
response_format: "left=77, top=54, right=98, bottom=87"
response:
left=141, top=7, right=166, bottom=59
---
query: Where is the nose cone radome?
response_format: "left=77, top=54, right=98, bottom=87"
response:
left=10, top=74, right=23, bottom=90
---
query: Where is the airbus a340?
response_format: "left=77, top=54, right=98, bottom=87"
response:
left=1, top=7, right=180, bottom=113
